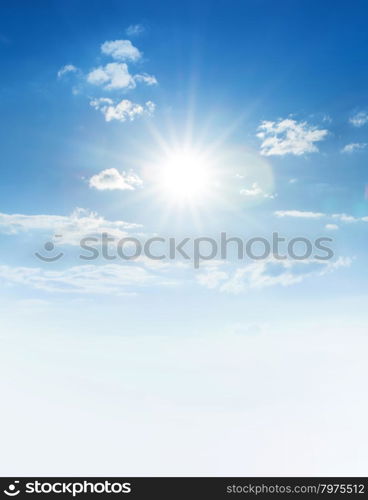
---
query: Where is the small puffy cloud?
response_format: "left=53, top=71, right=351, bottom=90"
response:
left=59, top=38, right=157, bottom=119
left=90, top=98, right=155, bottom=122
left=349, top=111, right=368, bottom=127
left=240, top=182, right=276, bottom=199
left=325, top=224, right=339, bottom=231
left=57, top=64, right=78, bottom=78
left=87, top=62, right=135, bottom=90
left=341, top=142, right=367, bottom=153
left=257, top=118, right=328, bottom=156
left=89, top=168, right=142, bottom=191
left=289, top=178, right=298, bottom=184
left=125, top=24, right=145, bottom=36
left=87, top=63, right=157, bottom=91
left=101, top=39, right=141, bottom=61
left=274, top=210, right=325, bottom=219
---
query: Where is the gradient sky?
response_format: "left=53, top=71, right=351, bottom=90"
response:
left=1, top=0, right=368, bottom=476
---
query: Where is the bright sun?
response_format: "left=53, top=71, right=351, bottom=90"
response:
left=156, top=148, right=213, bottom=204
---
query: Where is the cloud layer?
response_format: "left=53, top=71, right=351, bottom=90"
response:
left=0, top=208, right=141, bottom=245
left=197, top=257, right=352, bottom=294
left=0, top=263, right=173, bottom=295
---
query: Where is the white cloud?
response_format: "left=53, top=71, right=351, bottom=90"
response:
left=144, top=101, right=156, bottom=114
left=87, top=63, right=157, bottom=91
left=133, top=73, right=158, bottom=86
left=349, top=111, right=368, bottom=127
left=60, top=38, right=157, bottom=120
left=89, top=168, right=142, bottom=191
left=289, top=178, right=298, bottom=184
left=90, top=98, right=155, bottom=122
left=197, top=257, right=352, bottom=295
left=332, top=213, right=358, bottom=223
left=87, top=63, right=135, bottom=90
left=125, top=24, right=145, bottom=36
left=240, top=182, right=276, bottom=199
left=325, top=224, right=339, bottom=231
left=90, top=96, right=113, bottom=106
left=274, top=210, right=368, bottom=224
left=257, top=118, right=328, bottom=156
left=57, top=64, right=78, bottom=78
left=101, top=40, right=141, bottom=61
left=341, top=142, right=367, bottom=153
left=0, top=208, right=141, bottom=246
left=274, top=210, right=325, bottom=219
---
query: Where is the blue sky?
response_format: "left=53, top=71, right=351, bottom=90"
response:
left=1, top=0, right=368, bottom=475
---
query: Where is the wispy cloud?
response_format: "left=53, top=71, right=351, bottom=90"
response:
left=274, top=210, right=368, bottom=223
left=0, top=208, right=141, bottom=245
left=125, top=24, right=145, bottom=36
left=257, top=118, right=328, bottom=156
left=89, top=168, right=142, bottom=191
left=240, top=182, right=276, bottom=199
left=341, top=142, right=367, bottom=153
left=0, top=263, right=174, bottom=295
left=90, top=98, right=155, bottom=122
left=274, top=210, right=325, bottom=219
left=197, top=257, right=352, bottom=294
left=133, top=73, right=158, bottom=86
left=57, top=64, right=78, bottom=78
left=331, top=213, right=366, bottom=222
left=349, top=111, right=368, bottom=127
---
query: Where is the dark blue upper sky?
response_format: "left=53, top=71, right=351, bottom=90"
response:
left=1, top=1, right=368, bottom=209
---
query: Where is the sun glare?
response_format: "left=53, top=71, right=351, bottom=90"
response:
left=156, top=148, right=213, bottom=204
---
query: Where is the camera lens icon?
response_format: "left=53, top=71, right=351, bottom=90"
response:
left=4, top=481, right=20, bottom=496
left=44, top=241, right=55, bottom=251
left=35, top=235, right=64, bottom=262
